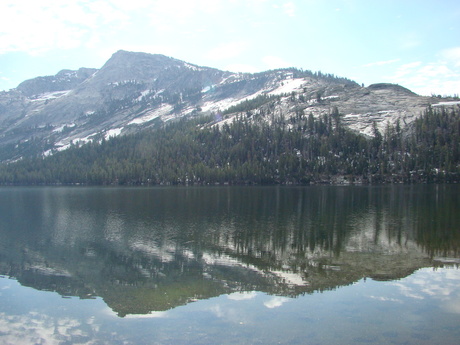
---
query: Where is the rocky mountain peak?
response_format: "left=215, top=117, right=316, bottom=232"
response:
left=98, top=50, right=196, bottom=83
left=16, top=67, right=97, bottom=97
left=0, top=50, right=458, bottom=163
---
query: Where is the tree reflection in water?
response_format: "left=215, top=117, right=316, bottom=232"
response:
left=0, top=185, right=458, bottom=316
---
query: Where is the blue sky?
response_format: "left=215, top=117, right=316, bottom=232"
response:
left=0, top=0, right=459, bottom=96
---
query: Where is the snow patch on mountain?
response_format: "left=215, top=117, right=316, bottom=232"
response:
left=433, top=101, right=460, bottom=107
left=183, top=62, right=204, bottom=71
left=268, top=78, right=305, bottom=96
left=202, top=85, right=214, bottom=93
left=201, top=98, right=238, bottom=113
left=104, top=128, right=123, bottom=140
left=270, top=270, right=308, bottom=286
left=213, top=115, right=238, bottom=129
left=0, top=51, right=446, bottom=163
left=29, top=90, right=71, bottom=102
left=129, top=104, right=173, bottom=125
left=136, top=89, right=152, bottom=101
left=53, top=123, right=76, bottom=133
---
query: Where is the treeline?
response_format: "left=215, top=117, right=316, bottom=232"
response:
left=0, top=106, right=458, bottom=185
left=254, top=68, right=358, bottom=86
left=222, top=94, right=282, bottom=115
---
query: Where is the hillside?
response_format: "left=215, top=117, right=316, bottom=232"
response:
left=1, top=50, right=459, bottom=162
left=0, top=105, right=459, bottom=185
left=0, top=50, right=459, bottom=184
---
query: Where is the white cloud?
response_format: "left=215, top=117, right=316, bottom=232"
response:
left=197, top=0, right=223, bottom=14
left=0, top=0, right=129, bottom=55
left=150, top=1, right=197, bottom=24
left=398, top=32, right=421, bottom=50
left=224, top=63, right=259, bottom=73
left=124, top=311, right=168, bottom=318
left=390, top=268, right=460, bottom=313
left=148, top=0, right=226, bottom=32
left=227, top=291, right=257, bottom=301
left=419, top=64, right=453, bottom=78
left=86, top=1, right=129, bottom=25
left=283, top=2, right=296, bottom=17
left=224, top=55, right=294, bottom=77
left=264, top=296, right=290, bottom=309
left=0, top=0, right=230, bottom=57
left=98, top=45, right=177, bottom=61
left=206, top=41, right=250, bottom=60
left=0, top=0, right=274, bottom=58
left=106, top=0, right=154, bottom=12
left=391, top=282, right=425, bottom=300
left=210, top=304, right=225, bottom=318
left=262, top=55, right=291, bottom=70
left=389, top=58, right=460, bottom=96
left=363, top=59, right=400, bottom=68
left=441, top=47, right=460, bottom=67
left=0, top=312, right=95, bottom=345
left=391, top=61, right=422, bottom=79
left=400, top=61, right=423, bottom=69
left=209, top=304, right=248, bottom=324
left=368, top=295, right=402, bottom=303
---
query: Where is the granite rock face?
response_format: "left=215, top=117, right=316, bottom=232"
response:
left=0, top=50, right=457, bottom=161
left=16, top=68, right=98, bottom=97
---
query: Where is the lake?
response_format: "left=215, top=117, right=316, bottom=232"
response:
left=0, top=185, right=459, bottom=344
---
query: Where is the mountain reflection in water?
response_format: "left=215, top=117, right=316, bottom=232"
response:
left=0, top=185, right=458, bottom=317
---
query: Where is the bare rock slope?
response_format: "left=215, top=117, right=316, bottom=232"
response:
left=0, top=50, right=457, bottom=161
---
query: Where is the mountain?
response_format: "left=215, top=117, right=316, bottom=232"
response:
left=1, top=49, right=458, bottom=164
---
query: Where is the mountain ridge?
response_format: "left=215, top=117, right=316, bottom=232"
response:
left=0, top=50, right=458, bottom=165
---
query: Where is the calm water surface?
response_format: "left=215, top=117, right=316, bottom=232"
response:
left=0, top=185, right=459, bottom=344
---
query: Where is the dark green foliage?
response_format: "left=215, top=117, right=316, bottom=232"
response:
left=0, top=106, right=459, bottom=185
left=222, top=94, right=281, bottom=115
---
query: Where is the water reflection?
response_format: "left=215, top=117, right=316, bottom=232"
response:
left=2, top=267, right=460, bottom=345
left=0, top=185, right=459, bottom=317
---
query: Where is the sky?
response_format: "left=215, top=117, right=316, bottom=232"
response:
left=0, top=0, right=459, bottom=96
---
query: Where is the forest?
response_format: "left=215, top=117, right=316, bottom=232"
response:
left=0, top=105, right=458, bottom=185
